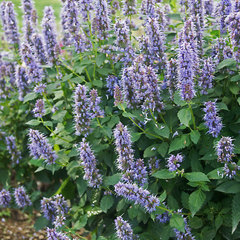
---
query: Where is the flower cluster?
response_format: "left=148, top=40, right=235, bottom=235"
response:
left=122, top=56, right=163, bottom=112
left=174, top=215, right=195, bottom=240
left=166, top=58, right=178, bottom=99
left=190, top=0, right=204, bottom=29
left=42, top=6, right=59, bottom=64
left=220, top=0, right=232, bottom=33
left=114, top=122, right=147, bottom=185
left=0, top=189, right=11, bottom=208
left=123, top=0, right=137, bottom=16
left=203, top=101, right=222, bottom=138
left=15, top=66, right=29, bottom=101
left=14, top=186, right=32, bottom=208
left=141, top=0, right=155, bottom=17
left=106, top=75, right=119, bottom=96
left=199, top=58, right=215, bottom=94
left=167, top=154, right=183, bottom=172
left=28, top=129, right=57, bottom=164
left=46, top=228, right=70, bottom=240
left=33, top=99, right=45, bottom=118
left=148, top=156, right=160, bottom=174
left=204, top=0, right=214, bottom=15
left=32, top=34, right=48, bottom=65
left=115, top=216, right=135, bottom=240
left=89, top=89, right=104, bottom=119
left=79, top=138, right=103, bottom=188
left=114, top=84, right=123, bottom=105
left=115, top=182, right=160, bottom=213
left=6, top=135, right=21, bottom=165
left=41, top=194, right=69, bottom=227
left=79, top=0, right=93, bottom=21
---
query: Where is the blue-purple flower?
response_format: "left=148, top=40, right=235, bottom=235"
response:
left=33, top=99, right=45, bottom=118
left=115, top=216, right=135, bottom=240
left=14, top=186, right=32, bottom=208
left=106, top=75, right=119, bottom=96
left=6, top=135, right=21, bottom=165
left=46, top=228, right=70, bottom=240
left=16, top=66, right=29, bottom=101
left=216, top=136, right=234, bottom=163
left=123, top=0, right=137, bottom=16
left=0, top=189, right=11, bottom=208
left=167, top=154, right=183, bottom=172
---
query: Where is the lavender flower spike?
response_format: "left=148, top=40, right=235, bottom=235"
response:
left=220, top=0, right=232, bottom=34
left=28, top=129, right=57, bottom=164
left=115, top=182, right=160, bottom=213
left=216, top=136, right=234, bottom=163
left=0, top=189, right=11, bottom=208
left=16, top=66, right=29, bottom=101
left=79, top=0, right=93, bottom=21
left=166, top=58, right=178, bottom=99
left=106, top=75, right=119, bottom=96
left=79, top=138, right=103, bottom=188
left=89, top=89, right=104, bottom=118
left=73, top=84, right=91, bottom=136
left=33, top=99, right=45, bottom=118
left=6, top=135, right=22, bottom=165
left=41, top=197, right=58, bottom=222
left=167, top=154, right=183, bottom=172
left=203, top=101, right=222, bottom=138
left=115, top=216, right=135, bottom=240
left=94, top=0, right=110, bottom=40
left=14, top=186, right=32, bottom=208
left=123, top=0, right=137, bottom=16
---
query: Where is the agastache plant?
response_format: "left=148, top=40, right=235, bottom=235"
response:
left=141, top=0, right=156, bottom=17
left=115, top=182, right=160, bottom=213
left=79, top=138, right=103, bottom=188
left=190, top=0, right=204, bottom=29
left=5, top=135, right=21, bottom=165
left=42, top=6, right=59, bottom=64
left=46, top=228, right=70, bottom=240
left=216, top=136, right=234, bottom=163
left=167, top=154, right=184, bottom=172
left=220, top=0, right=232, bottom=34
left=32, top=34, right=48, bottom=65
left=106, top=75, right=119, bottom=96
left=0, top=1, right=9, bottom=41
left=204, top=0, right=214, bottom=15
left=89, top=89, right=104, bottom=119
left=33, top=99, right=45, bottom=118
left=0, top=189, right=11, bottom=208
left=21, top=0, right=35, bottom=21
left=123, top=0, right=137, bottom=16
left=115, top=216, right=136, bottom=240
left=28, top=129, right=57, bottom=165
left=79, top=0, right=93, bottom=21
left=14, top=186, right=32, bottom=208
left=203, top=101, right=222, bottom=138
left=15, top=65, right=29, bottom=101
left=166, top=58, right=178, bottom=99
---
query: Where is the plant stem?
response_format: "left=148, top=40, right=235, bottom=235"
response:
left=188, top=102, right=196, bottom=130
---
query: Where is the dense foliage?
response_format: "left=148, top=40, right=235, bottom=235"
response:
left=1, top=0, right=240, bottom=239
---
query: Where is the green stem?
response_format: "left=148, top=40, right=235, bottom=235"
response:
left=188, top=102, right=196, bottom=130
left=64, top=225, right=88, bottom=240
left=85, top=68, right=92, bottom=82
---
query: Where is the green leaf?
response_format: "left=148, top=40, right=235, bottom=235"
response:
left=232, top=193, right=240, bottom=233
left=177, top=108, right=192, bottom=127
left=103, top=173, right=122, bottom=186
left=73, top=215, right=88, bottom=229
left=23, top=92, right=37, bottom=103
left=131, top=132, right=142, bottom=142
left=26, top=119, right=41, bottom=126
left=215, top=181, right=240, bottom=194
left=158, top=142, right=169, bottom=157
left=93, top=80, right=103, bottom=88
left=52, top=110, right=67, bottom=122
left=189, top=190, right=206, bottom=216
left=217, top=58, right=237, bottom=69
left=100, top=195, right=114, bottom=213
left=144, top=144, right=159, bottom=158
left=170, top=214, right=185, bottom=232
left=231, top=75, right=240, bottom=82
left=207, top=168, right=224, bottom=179
left=190, top=130, right=200, bottom=144
left=96, top=54, right=106, bottom=67
left=34, top=216, right=48, bottom=231
left=152, top=169, right=176, bottom=179
left=216, top=102, right=228, bottom=111
left=185, top=172, right=210, bottom=182
left=169, top=135, right=190, bottom=153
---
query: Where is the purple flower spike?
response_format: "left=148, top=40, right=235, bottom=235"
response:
left=79, top=0, right=93, bottom=21
left=216, top=136, right=234, bottom=163
left=14, top=186, right=32, bottom=208
left=6, top=135, right=21, bottom=165
left=41, top=197, right=58, bottom=222
left=79, top=139, right=103, bottom=188
left=114, top=85, right=123, bottom=106
left=220, top=0, right=232, bottom=34
left=167, top=154, right=183, bottom=172
left=0, top=189, right=11, bottom=208
left=46, top=228, right=70, bottom=240
left=106, top=75, right=119, bottom=96
left=89, top=89, right=104, bottom=118
left=203, top=101, right=222, bottom=138
left=28, top=129, right=57, bottom=165
left=16, top=66, right=29, bottom=101
left=204, top=0, right=214, bottom=15
left=123, top=0, right=137, bottom=16
left=115, top=182, right=159, bottom=213
left=33, top=99, right=45, bottom=118
left=141, top=0, right=155, bottom=17
left=32, top=34, right=48, bottom=65
left=166, top=58, right=178, bottom=99
left=115, top=216, right=135, bottom=240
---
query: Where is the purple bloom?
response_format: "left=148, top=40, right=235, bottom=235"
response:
left=148, top=157, right=160, bottom=174
left=23, top=19, right=35, bottom=47
left=166, top=58, right=178, bottom=99
left=212, top=38, right=226, bottom=64
left=79, top=0, right=93, bottom=20
left=28, top=129, right=57, bottom=165
left=34, top=83, right=46, bottom=94
left=0, top=1, right=9, bottom=41
left=42, top=6, right=59, bottom=64
left=79, top=139, right=103, bottom=188
left=46, top=228, right=70, bottom=240
left=0, top=189, right=11, bottom=208
left=174, top=216, right=195, bottom=239
left=226, top=11, right=240, bottom=62
left=114, top=123, right=147, bottom=185
left=203, top=101, right=222, bottom=138
left=21, top=0, right=35, bottom=21
left=115, top=182, right=160, bottom=213
left=6, top=135, right=21, bottom=165
left=41, top=197, right=58, bottom=222
left=141, top=0, right=155, bottom=17
left=89, top=89, right=104, bottom=118
left=216, top=136, right=234, bottom=163
left=204, top=0, right=214, bottom=15
left=33, top=99, right=45, bottom=118
left=123, top=0, right=137, bottom=16
left=94, top=0, right=110, bottom=40
left=73, top=84, right=91, bottom=136
left=32, top=34, right=48, bottom=65
left=115, top=216, right=135, bottom=240
left=114, top=84, right=123, bottom=106
left=220, top=0, right=232, bottom=33
left=106, top=75, right=119, bottom=96
left=139, top=35, right=152, bottom=66
left=199, top=58, right=215, bottom=94
left=233, top=0, right=240, bottom=12
left=54, top=194, right=69, bottom=217
left=14, top=186, right=31, bottom=208
left=190, top=0, right=204, bottom=29
left=155, top=5, right=167, bottom=31
left=223, top=162, right=240, bottom=179
left=167, top=154, right=183, bottom=172
left=16, top=66, right=29, bottom=101
left=145, top=17, right=166, bottom=71
left=177, top=41, right=195, bottom=101
left=156, top=211, right=170, bottom=223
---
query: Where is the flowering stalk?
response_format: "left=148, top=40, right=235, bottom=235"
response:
left=33, top=99, right=45, bottom=118
left=0, top=189, right=11, bottom=208
left=6, top=135, right=21, bottom=165
left=14, top=186, right=32, bottom=208
left=115, top=216, right=136, bottom=240
left=167, top=154, right=184, bottom=172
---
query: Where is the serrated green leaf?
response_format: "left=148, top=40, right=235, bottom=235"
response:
left=170, top=214, right=185, bottom=232
left=144, top=144, right=159, bottom=158
left=232, top=193, right=240, bottom=233
left=217, top=58, right=237, bottom=69
left=100, top=195, right=114, bottom=213
left=207, top=168, right=224, bottom=179
left=52, top=110, right=67, bottom=122
left=24, top=92, right=37, bottom=103
left=131, top=132, right=142, bottom=142
left=152, top=169, right=176, bottom=179
left=185, top=172, right=210, bottom=182
left=168, top=137, right=185, bottom=153
left=215, top=181, right=240, bottom=194
left=73, top=215, right=88, bottom=229
left=189, top=190, right=206, bottom=216
left=177, top=108, right=192, bottom=127
left=103, top=173, right=121, bottom=186
left=158, top=142, right=169, bottom=157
